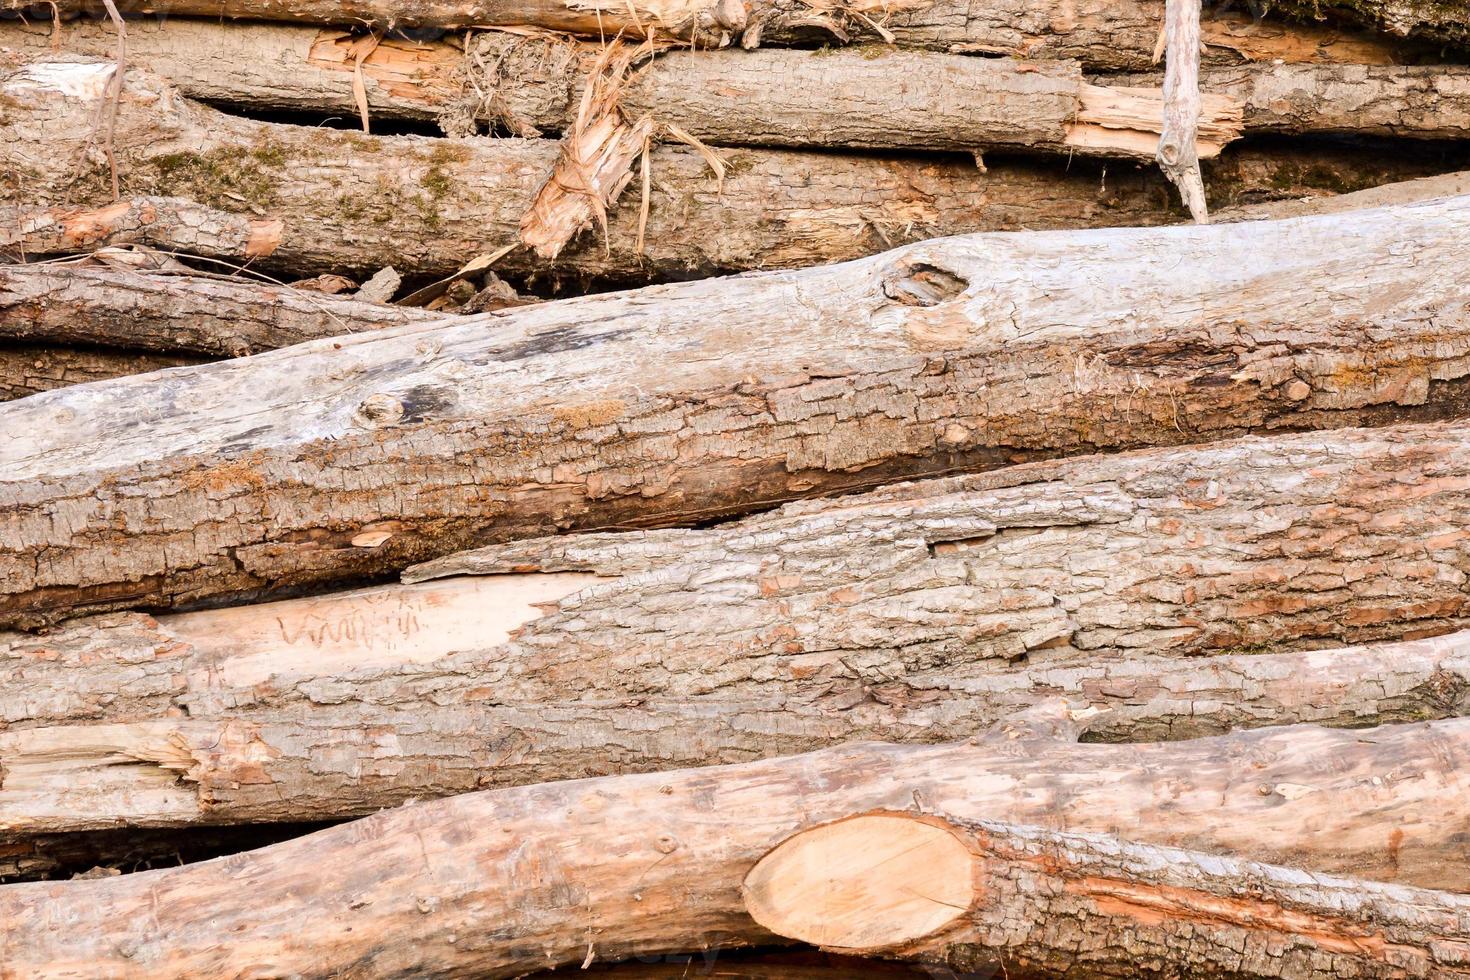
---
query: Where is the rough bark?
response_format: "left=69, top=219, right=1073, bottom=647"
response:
left=4, top=563, right=1470, bottom=834
left=744, top=813, right=1470, bottom=978
left=9, top=195, right=1470, bottom=627
left=0, top=61, right=1216, bottom=284
left=0, top=343, right=202, bottom=399
left=2, top=24, right=1246, bottom=156
left=0, top=0, right=1424, bottom=67
left=0, top=263, right=438, bottom=356
left=1, top=706, right=1468, bottom=978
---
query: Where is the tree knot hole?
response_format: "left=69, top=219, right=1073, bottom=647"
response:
left=883, top=263, right=970, bottom=308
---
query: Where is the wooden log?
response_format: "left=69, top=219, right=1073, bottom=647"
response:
left=1, top=23, right=1247, bottom=156
left=742, top=813, right=1470, bottom=977
left=9, top=421, right=1470, bottom=837
left=1, top=61, right=1213, bottom=284
left=1, top=706, right=1468, bottom=977
left=0, top=343, right=203, bottom=399
left=14, top=23, right=1468, bottom=150
left=0, top=263, right=438, bottom=356
left=4, top=600, right=1468, bottom=835
left=10, top=135, right=1454, bottom=282
left=8, top=192, right=1470, bottom=627
left=0, top=0, right=1424, bottom=66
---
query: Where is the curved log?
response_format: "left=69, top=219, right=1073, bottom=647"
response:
left=1, top=707, right=1468, bottom=977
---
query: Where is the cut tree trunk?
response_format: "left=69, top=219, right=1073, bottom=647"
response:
left=10, top=137, right=1454, bottom=281
left=742, top=813, right=1470, bottom=978
left=13, top=24, right=1470, bottom=149
left=0, top=344, right=203, bottom=399
left=2, top=23, right=1248, bottom=156
left=1, top=705, right=1468, bottom=978
left=1118, top=63, right=1470, bottom=140
left=3, top=604, right=1468, bottom=834
left=0, top=0, right=1429, bottom=66
left=0, top=263, right=438, bottom=356
left=9, top=195, right=1470, bottom=626
left=0, top=61, right=1211, bottom=284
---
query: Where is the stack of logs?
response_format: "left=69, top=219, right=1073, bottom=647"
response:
left=5, top=0, right=1470, bottom=975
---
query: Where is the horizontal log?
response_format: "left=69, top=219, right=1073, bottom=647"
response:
left=4, top=605, right=1468, bottom=834
left=1, top=707, right=1468, bottom=977
left=10, top=135, right=1454, bottom=282
left=3, top=22, right=1248, bottom=156
left=1, top=60, right=1208, bottom=283
left=8, top=194, right=1470, bottom=626
left=0, top=343, right=203, bottom=399
left=1111, top=62, right=1470, bottom=140
left=13, top=23, right=1466, bottom=151
left=744, top=813, right=1470, bottom=977
left=0, top=263, right=438, bottom=356
left=0, top=0, right=1423, bottom=67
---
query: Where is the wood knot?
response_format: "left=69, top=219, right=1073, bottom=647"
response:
left=356, top=393, right=404, bottom=427
left=883, top=263, right=969, bottom=308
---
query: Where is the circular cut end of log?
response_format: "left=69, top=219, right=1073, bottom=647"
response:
left=741, top=813, right=975, bottom=950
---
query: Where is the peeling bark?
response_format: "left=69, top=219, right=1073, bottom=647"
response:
left=8, top=196, right=1470, bottom=626
left=0, top=343, right=202, bottom=399
left=0, top=0, right=1424, bottom=67
left=1, top=706, right=1467, bottom=977
left=745, top=813, right=1470, bottom=978
left=0, top=263, right=438, bottom=356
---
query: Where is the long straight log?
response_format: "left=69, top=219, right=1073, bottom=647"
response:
left=3, top=615, right=1467, bottom=835
left=13, top=23, right=1468, bottom=151
left=2, top=708, right=1468, bottom=977
left=0, top=0, right=1430, bottom=65
left=11, top=136, right=1451, bottom=281
left=8, top=196, right=1470, bottom=627
left=1, top=61, right=1209, bottom=283
left=3, top=23, right=1248, bottom=155
left=743, top=813, right=1470, bottom=978
left=0, top=263, right=438, bottom=356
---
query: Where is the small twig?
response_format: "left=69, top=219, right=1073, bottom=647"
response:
left=1157, top=0, right=1210, bottom=223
